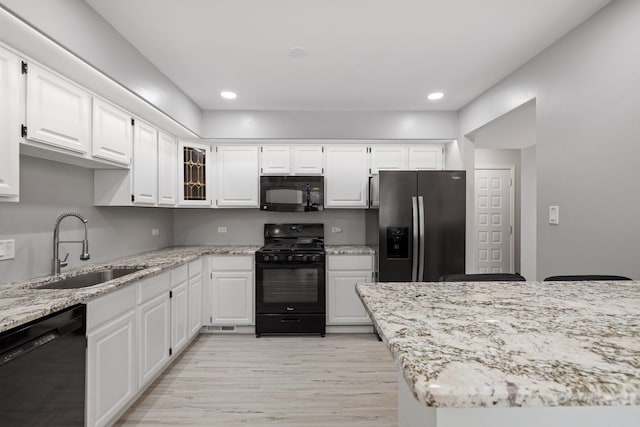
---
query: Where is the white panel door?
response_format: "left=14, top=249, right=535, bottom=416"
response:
left=293, top=145, right=324, bottom=175
left=137, top=293, right=170, bottom=388
left=132, top=120, right=158, bottom=205
left=409, top=145, right=444, bottom=170
left=26, top=63, right=91, bottom=153
left=0, top=46, right=20, bottom=200
left=171, top=278, right=189, bottom=354
left=216, top=146, right=259, bottom=207
left=87, top=310, right=137, bottom=427
left=158, top=132, right=177, bottom=206
left=92, top=97, right=132, bottom=165
left=260, top=145, right=291, bottom=175
left=327, top=271, right=373, bottom=325
left=210, top=271, right=254, bottom=325
left=370, top=145, right=409, bottom=174
left=324, top=146, right=369, bottom=208
left=189, top=271, right=203, bottom=337
left=475, top=169, right=513, bottom=274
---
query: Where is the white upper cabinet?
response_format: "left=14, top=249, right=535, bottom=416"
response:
left=370, top=145, right=409, bottom=174
left=178, top=140, right=212, bottom=206
left=157, top=132, right=177, bottom=206
left=216, top=146, right=259, bottom=208
left=0, top=46, right=20, bottom=201
left=293, top=145, right=324, bottom=175
left=26, top=63, right=91, bottom=154
left=260, top=145, right=291, bottom=175
left=91, top=97, right=132, bottom=165
left=324, top=145, right=369, bottom=208
left=408, top=145, right=444, bottom=170
left=132, top=119, right=158, bottom=205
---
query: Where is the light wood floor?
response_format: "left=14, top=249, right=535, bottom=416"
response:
left=115, top=334, right=397, bottom=427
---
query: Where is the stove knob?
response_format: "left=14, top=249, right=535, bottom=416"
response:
left=263, top=255, right=270, bottom=262
left=273, top=255, right=279, bottom=262
left=287, top=255, right=293, bottom=262
left=302, top=255, right=308, bottom=262
left=311, top=255, right=318, bottom=262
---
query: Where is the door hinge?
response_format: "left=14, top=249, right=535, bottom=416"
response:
left=369, top=168, right=372, bottom=174
left=509, top=226, right=513, bottom=235
left=321, top=147, right=324, bottom=153
left=260, top=168, right=263, bottom=174
left=215, top=199, right=218, bottom=206
left=260, top=147, right=263, bottom=152
left=321, top=167, right=324, bottom=174
left=20, top=124, right=27, bottom=138
left=169, top=290, right=173, bottom=298
left=509, top=178, right=513, bottom=187
left=210, top=272, right=213, bottom=279
left=210, top=316, right=213, bottom=323
left=169, top=347, right=173, bottom=356
left=131, top=118, right=135, bottom=126
left=131, top=194, right=135, bottom=203
left=215, top=146, right=218, bottom=152
left=21, top=61, right=28, bottom=74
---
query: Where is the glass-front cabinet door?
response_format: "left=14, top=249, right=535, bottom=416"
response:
left=178, top=140, right=212, bottom=206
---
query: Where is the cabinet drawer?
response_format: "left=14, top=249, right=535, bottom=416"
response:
left=327, top=255, right=373, bottom=271
left=86, top=284, right=136, bottom=332
left=189, top=259, right=202, bottom=277
left=138, top=270, right=171, bottom=304
left=210, top=256, right=253, bottom=271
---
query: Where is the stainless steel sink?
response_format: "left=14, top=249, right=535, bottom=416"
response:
left=37, top=267, right=145, bottom=290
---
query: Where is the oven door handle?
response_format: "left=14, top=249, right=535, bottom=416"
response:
left=280, top=318, right=301, bottom=323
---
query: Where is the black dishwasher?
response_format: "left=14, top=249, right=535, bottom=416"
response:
left=0, top=304, right=86, bottom=426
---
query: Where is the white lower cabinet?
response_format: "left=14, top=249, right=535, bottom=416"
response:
left=171, top=265, right=190, bottom=354
left=86, top=285, right=137, bottom=427
left=208, top=256, right=254, bottom=326
left=326, top=255, right=374, bottom=325
left=137, top=292, right=170, bottom=388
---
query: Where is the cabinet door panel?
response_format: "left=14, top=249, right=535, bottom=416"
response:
left=87, top=310, right=136, bottom=427
left=261, top=145, right=291, bottom=175
left=26, top=63, right=91, bottom=153
left=0, top=46, right=20, bottom=200
left=132, top=120, right=158, bottom=205
left=158, top=132, right=177, bottom=206
left=324, top=146, right=369, bottom=208
left=327, top=271, right=373, bottom=325
left=138, top=293, right=170, bottom=387
left=409, top=146, right=444, bottom=170
left=92, top=98, right=132, bottom=165
left=370, top=145, right=409, bottom=174
left=293, top=145, right=324, bottom=175
left=217, top=146, right=259, bottom=207
left=171, top=280, right=189, bottom=353
left=178, top=140, right=211, bottom=206
left=189, top=272, right=203, bottom=337
left=210, top=271, right=254, bottom=325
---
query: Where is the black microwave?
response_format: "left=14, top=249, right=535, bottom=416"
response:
left=260, top=176, right=324, bottom=212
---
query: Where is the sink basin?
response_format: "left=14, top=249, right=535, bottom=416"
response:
left=37, top=267, right=145, bottom=290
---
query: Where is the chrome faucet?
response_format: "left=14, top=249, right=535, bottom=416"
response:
left=52, top=212, right=91, bottom=275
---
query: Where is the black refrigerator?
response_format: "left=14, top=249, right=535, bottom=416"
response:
left=378, top=170, right=466, bottom=282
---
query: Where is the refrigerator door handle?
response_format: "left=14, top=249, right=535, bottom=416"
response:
left=418, top=196, right=425, bottom=281
left=411, top=196, right=419, bottom=282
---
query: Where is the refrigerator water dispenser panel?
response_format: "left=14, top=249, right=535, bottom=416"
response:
left=386, top=227, right=409, bottom=258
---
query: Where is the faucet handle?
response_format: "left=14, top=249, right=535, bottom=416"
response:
left=60, top=253, right=69, bottom=267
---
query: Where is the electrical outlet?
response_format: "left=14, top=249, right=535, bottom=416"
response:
left=151, top=228, right=160, bottom=236
left=548, top=206, right=559, bottom=225
left=0, top=239, right=15, bottom=261
left=331, top=226, right=343, bottom=233
left=217, top=226, right=228, bottom=233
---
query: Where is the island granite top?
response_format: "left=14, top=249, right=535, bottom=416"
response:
left=356, top=281, right=640, bottom=409
left=0, top=245, right=260, bottom=334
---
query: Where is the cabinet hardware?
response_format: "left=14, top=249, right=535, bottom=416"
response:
left=169, top=347, right=173, bottom=356
left=131, top=194, right=135, bottom=203
left=131, top=118, right=135, bottom=126
left=169, top=291, right=173, bottom=298
left=260, top=147, right=263, bottom=152
left=260, top=168, right=263, bottom=174
left=321, top=147, right=324, bottom=153
left=20, top=124, right=27, bottom=138
left=210, top=316, right=213, bottom=323
left=21, top=61, right=28, bottom=74
left=321, top=167, right=324, bottom=174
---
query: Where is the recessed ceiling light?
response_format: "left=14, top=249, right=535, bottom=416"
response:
left=289, top=47, right=307, bottom=58
left=427, top=92, right=444, bottom=101
left=220, top=91, right=237, bottom=99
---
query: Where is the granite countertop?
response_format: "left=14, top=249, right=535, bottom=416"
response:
left=356, top=281, right=640, bottom=408
left=325, top=245, right=376, bottom=255
left=0, top=245, right=260, bottom=334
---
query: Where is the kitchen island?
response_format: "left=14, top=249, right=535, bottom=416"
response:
left=356, top=281, right=640, bottom=427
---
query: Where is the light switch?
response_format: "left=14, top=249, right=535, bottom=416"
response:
left=0, top=239, right=15, bottom=261
left=549, top=206, right=559, bottom=225
left=151, top=228, right=160, bottom=236
left=331, top=226, right=343, bottom=233
left=217, top=227, right=228, bottom=233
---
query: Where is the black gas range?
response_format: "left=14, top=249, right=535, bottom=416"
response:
left=255, top=224, right=326, bottom=337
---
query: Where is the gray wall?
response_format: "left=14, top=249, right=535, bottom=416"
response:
left=459, top=0, right=640, bottom=279
left=173, top=209, right=366, bottom=246
left=0, top=0, right=202, bottom=135
left=201, top=111, right=458, bottom=139
left=0, top=156, right=173, bottom=284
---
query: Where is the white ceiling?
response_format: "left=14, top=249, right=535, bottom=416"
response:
left=86, top=0, right=611, bottom=112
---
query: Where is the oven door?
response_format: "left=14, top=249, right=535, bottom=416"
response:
left=260, top=176, right=324, bottom=212
left=256, top=261, right=325, bottom=314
